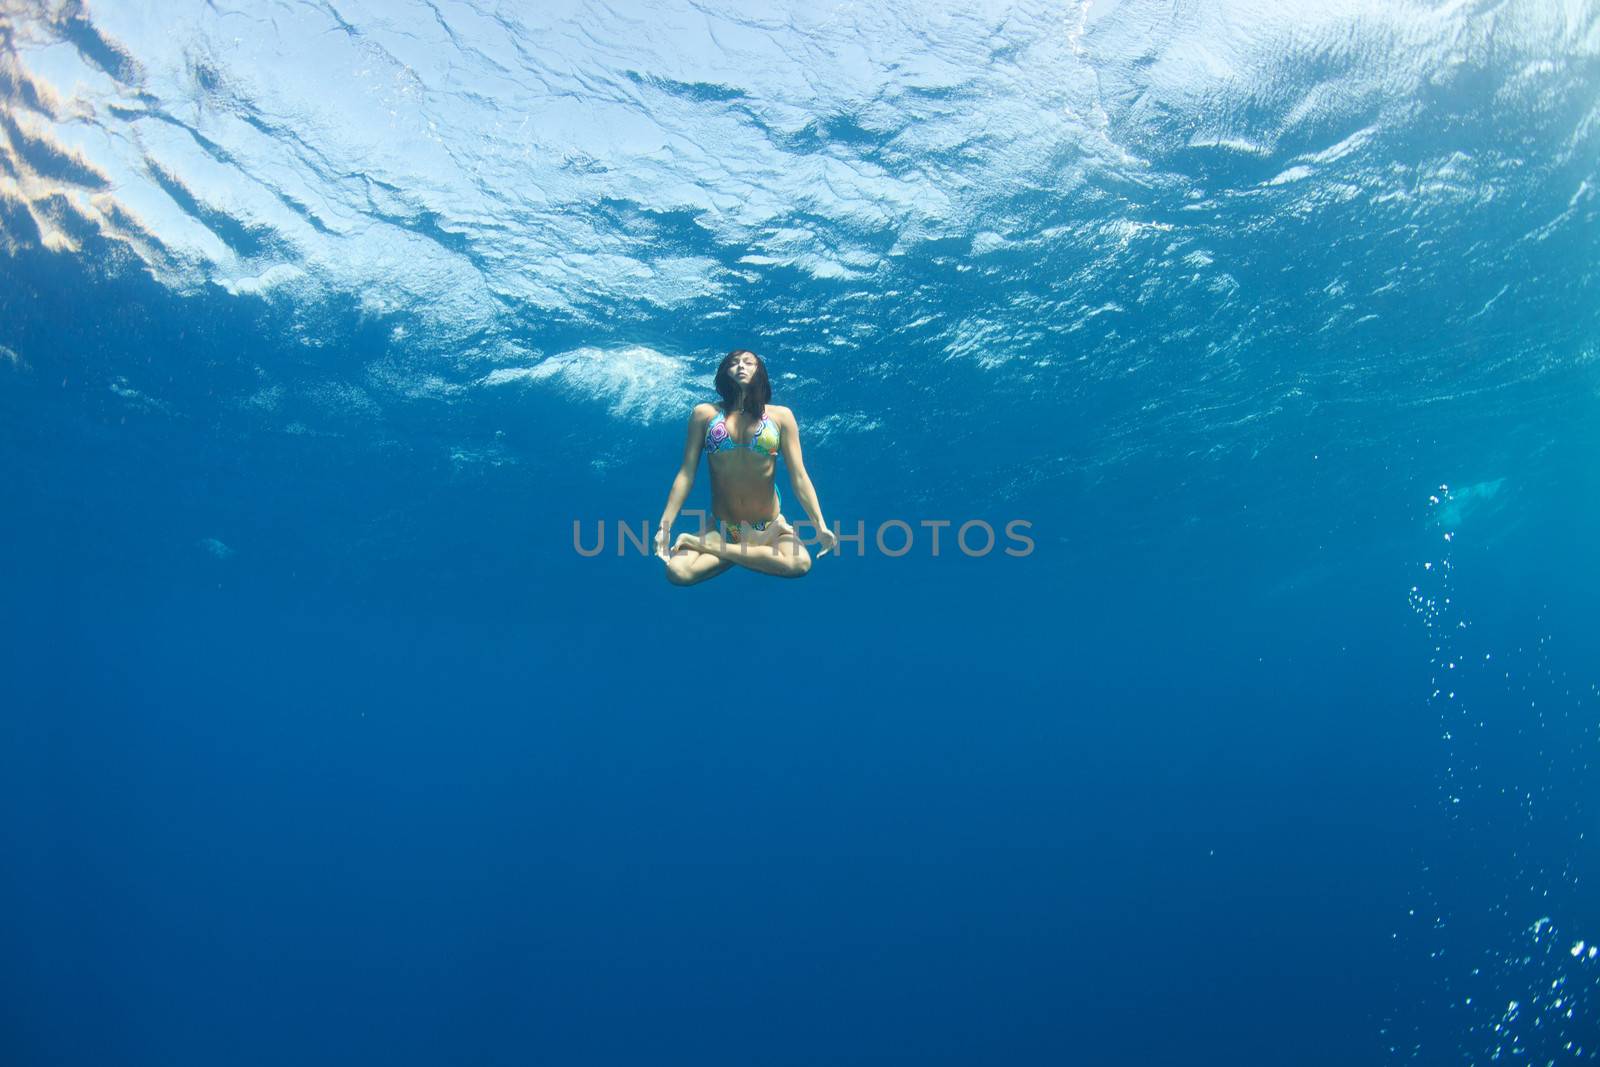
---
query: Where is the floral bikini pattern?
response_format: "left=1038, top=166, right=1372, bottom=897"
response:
left=704, top=410, right=780, bottom=457
left=704, top=417, right=731, bottom=452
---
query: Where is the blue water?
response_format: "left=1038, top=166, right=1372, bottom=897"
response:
left=3, top=2, right=1599, bottom=1063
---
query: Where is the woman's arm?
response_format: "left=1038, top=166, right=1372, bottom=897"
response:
left=776, top=405, right=830, bottom=535
left=659, top=404, right=713, bottom=543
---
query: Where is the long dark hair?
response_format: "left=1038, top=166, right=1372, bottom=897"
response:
left=713, top=348, right=772, bottom=416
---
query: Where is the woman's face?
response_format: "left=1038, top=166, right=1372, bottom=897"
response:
left=728, top=351, right=759, bottom=385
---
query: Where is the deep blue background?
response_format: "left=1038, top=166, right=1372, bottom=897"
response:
left=4, top=234, right=1599, bottom=1065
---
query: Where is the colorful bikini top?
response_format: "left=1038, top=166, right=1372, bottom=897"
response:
left=704, top=406, right=781, bottom=457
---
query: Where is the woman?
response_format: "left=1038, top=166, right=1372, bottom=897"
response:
left=656, top=349, right=838, bottom=584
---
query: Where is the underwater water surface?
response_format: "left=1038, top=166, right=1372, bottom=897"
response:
left=3, top=1, right=1599, bottom=1064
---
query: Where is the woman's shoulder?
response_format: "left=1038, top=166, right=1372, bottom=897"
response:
left=692, top=402, right=720, bottom=419
left=768, top=404, right=797, bottom=431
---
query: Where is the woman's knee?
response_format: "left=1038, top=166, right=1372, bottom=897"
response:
left=782, top=546, right=812, bottom=578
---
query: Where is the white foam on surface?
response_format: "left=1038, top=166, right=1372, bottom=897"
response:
left=0, top=0, right=1595, bottom=484
left=2, top=0, right=1582, bottom=346
left=480, top=344, right=704, bottom=424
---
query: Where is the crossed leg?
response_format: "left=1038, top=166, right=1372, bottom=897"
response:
left=665, top=537, right=737, bottom=586
left=666, top=519, right=812, bottom=581
left=663, top=514, right=814, bottom=584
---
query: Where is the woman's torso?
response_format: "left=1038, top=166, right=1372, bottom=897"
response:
left=703, top=405, right=782, bottom=523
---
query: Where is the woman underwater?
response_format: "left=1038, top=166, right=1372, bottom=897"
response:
left=656, top=348, right=838, bottom=584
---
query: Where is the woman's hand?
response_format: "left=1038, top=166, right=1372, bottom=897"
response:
left=814, top=521, right=839, bottom=559
left=655, top=521, right=672, bottom=561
